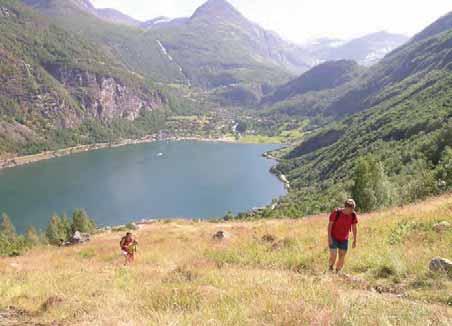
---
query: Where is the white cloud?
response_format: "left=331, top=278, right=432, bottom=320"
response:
left=91, top=0, right=452, bottom=43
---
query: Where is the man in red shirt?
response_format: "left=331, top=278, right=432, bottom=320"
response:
left=120, top=232, right=138, bottom=266
left=328, top=199, right=358, bottom=273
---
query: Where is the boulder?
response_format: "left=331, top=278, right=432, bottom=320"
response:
left=429, top=257, right=452, bottom=273
left=433, top=221, right=451, bottom=233
left=69, top=231, right=90, bottom=244
left=262, top=234, right=276, bottom=243
left=40, top=296, right=64, bottom=312
left=213, top=231, right=230, bottom=240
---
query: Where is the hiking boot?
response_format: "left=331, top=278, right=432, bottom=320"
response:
left=336, top=269, right=348, bottom=277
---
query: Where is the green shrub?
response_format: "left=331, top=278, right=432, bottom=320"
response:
left=0, top=233, right=30, bottom=257
left=25, top=226, right=41, bottom=245
left=46, top=214, right=67, bottom=245
left=71, top=209, right=96, bottom=234
left=352, top=156, right=393, bottom=212
left=0, top=213, right=17, bottom=241
left=125, top=222, right=138, bottom=231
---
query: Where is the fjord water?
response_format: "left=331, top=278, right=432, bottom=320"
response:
left=0, top=141, right=285, bottom=233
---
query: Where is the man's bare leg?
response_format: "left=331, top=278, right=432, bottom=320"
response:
left=336, top=250, right=347, bottom=272
left=329, top=249, right=337, bottom=271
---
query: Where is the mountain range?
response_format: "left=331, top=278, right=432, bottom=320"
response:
left=303, top=32, right=409, bottom=67
left=21, top=0, right=408, bottom=87
left=10, top=0, right=409, bottom=112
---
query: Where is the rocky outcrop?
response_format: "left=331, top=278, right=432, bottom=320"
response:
left=68, top=231, right=90, bottom=245
left=429, top=257, right=452, bottom=273
left=433, top=221, right=451, bottom=232
left=213, top=230, right=231, bottom=240
left=0, top=7, right=9, bottom=17
left=44, top=64, right=165, bottom=123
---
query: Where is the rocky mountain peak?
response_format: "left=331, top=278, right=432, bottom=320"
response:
left=72, top=0, right=95, bottom=11
left=191, top=0, right=243, bottom=21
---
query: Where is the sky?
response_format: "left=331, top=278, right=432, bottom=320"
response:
left=91, top=0, right=452, bottom=44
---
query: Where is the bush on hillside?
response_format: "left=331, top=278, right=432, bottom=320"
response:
left=436, top=146, right=452, bottom=190
left=1, top=213, right=17, bottom=241
left=0, top=233, right=29, bottom=257
left=46, top=214, right=69, bottom=245
left=25, top=226, right=42, bottom=245
left=71, top=209, right=96, bottom=234
left=0, top=213, right=32, bottom=256
left=352, top=156, right=394, bottom=212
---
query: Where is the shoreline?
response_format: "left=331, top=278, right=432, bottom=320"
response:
left=0, top=134, right=241, bottom=171
left=263, top=152, right=290, bottom=189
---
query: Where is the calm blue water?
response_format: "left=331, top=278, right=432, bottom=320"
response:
left=0, top=141, right=285, bottom=233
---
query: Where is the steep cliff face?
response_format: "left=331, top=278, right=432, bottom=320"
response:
left=44, top=64, right=165, bottom=123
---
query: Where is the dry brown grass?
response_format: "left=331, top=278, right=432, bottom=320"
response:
left=0, top=195, right=451, bottom=325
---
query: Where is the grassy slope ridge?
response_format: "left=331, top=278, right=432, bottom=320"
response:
left=0, top=194, right=451, bottom=325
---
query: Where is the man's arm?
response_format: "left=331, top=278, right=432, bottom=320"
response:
left=352, top=224, right=357, bottom=248
left=328, top=221, right=334, bottom=246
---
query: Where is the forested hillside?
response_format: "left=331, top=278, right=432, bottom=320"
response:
left=261, top=13, right=452, bottom=217
left=0, top=0, right=170, bottom=157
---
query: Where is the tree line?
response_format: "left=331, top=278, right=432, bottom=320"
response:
left=0, top=209, right=96, bottom=257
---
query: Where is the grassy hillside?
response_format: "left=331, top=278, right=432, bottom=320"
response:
left=0, top=194, right=451, bottom=325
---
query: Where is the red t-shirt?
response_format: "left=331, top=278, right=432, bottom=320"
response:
left=329, top=209, right=358, bottom=241
left=121, top=237, right=133, bottom=251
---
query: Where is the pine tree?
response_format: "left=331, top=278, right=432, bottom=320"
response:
left=71, top=209, right=96, bottom=233
left=352, top=156, right=393, bottom=212
left=369, top=159, right=393, bottom=209
left=437, top=146, right=452, bottom=189
left=46, top=214, right=64, bottom=245
left=352, top=158, right=376, bottom=212
left=60, top=214, right=72, bottom=240
left=0, top=213, right=17, bottom=241
left=25, top=226, right=41, bottom=245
